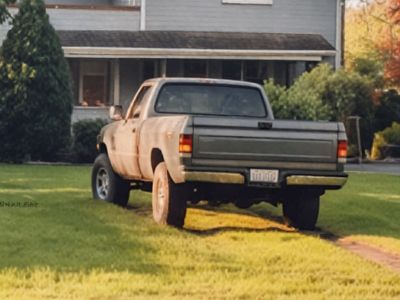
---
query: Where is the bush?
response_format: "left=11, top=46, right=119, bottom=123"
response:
left=351, top=56, right=384, bottom=89
left=373, top=89, right=400, bottom=132
left=371, top=122, right=400, bottom=160
left=264, top=64, right=374, bottom=123
left=264, top=64, right=332, bottom=121
left=0, top=0, right=72, bottom=162
left=264, top=63, right=375, bottom=152
left=72, top=119, right=108, bottom=163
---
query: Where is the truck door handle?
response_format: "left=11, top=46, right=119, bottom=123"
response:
left=258, top=122, right=273, bottom=130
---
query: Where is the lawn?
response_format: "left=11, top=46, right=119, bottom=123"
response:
left=0, top=164, right=399, bottom=299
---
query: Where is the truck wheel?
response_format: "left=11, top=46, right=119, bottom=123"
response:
left=282, top=189, right=320, bottom=230
left=152, top=162, right=187, bottom=228
left=91, top=153, right=130, bottom=207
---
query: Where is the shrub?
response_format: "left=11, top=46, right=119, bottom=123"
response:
left=264, top=64, right=374, bottom=123
left=373, top=89, right=400, bottom=132
left=264, top=64, right=332, bottom=121
left=371, top=122, right=400, bottom=160
left=72, top=119, right=108, bottom=163
left=0, top=0, right=72, bottom=162
left=351, top=56, right=384, bottom=89
left=264, top=63, right=375, bottom=151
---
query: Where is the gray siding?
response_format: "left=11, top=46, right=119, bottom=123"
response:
left=45, top=0, right=140, bottom=6
left=48, top=8, right=140, bottom=31
left=0, top=7, right=140, bottom=43
left=146, top=0, right=337, bottom=47
left=46, top=0, right=112, bottom=5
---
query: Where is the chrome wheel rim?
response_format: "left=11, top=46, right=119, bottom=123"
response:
left=96, top=167, right=110, bottom=200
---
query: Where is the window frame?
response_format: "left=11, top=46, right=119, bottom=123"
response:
left=79, top=60, right=110, bottom=107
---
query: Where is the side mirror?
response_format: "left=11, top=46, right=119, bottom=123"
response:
left=109, top=105, right=123, bottom=121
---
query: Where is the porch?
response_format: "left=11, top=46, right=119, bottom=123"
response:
left=58, top=30, right=336, bottom=122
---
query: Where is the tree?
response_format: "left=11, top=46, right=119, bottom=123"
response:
left=381, top=0, right=400, bottom=86
left=0, top=0, right=16, bottom=24
left=0, top=0, right=72, bottom=162
left=345, top=0, right=389, bottom=68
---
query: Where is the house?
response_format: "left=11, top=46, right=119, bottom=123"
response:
left=0, top=0, right=344, bottom=122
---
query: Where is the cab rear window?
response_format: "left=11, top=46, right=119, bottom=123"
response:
left=155, top=83, right=267, bottom=118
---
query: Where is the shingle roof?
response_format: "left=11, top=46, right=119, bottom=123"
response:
left=57, top=30, right=335, bottom=51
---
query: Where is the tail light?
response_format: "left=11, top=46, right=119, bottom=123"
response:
left=337, top=140, right=348, bottom=161
left=179, top=134, right=193, bottom=154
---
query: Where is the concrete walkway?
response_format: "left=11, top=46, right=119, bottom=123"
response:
left=346, top=163, right=400, bottom=176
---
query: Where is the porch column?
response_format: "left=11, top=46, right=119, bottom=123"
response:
left=240, top=61, right=245, bottom=81
left=113, top=59, right=120, bottom=105
left=161, top=59, right=167, bottom=77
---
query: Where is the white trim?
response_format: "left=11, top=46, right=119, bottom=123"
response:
left=222, top=0, right=273, bottom=5
left=335, top=0, right=343, bottom=69
left=63, top=47, right=335, bottom=61
left=140, top=0, right=146, bottom=31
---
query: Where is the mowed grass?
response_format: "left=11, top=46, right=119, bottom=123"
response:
left=0, top=164, right=399, bottom=299
left=251, top=171, right=400, bottom=255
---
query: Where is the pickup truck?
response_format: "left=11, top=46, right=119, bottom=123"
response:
left=92, top=78, right=348, bottom=230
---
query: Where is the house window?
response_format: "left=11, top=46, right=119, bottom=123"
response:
left=167, top=59, right=183, bottom=77
left=222, top=61, right=241, bottom=80
left=143, top=60, right=156, bottom=80
left=184, top=60, right=207, bottom=77
left=79, top=60, right=110, bottom=107
left=222, top=0, right=273, bottom=5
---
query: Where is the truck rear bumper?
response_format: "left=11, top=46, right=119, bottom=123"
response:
left=286, top=175, right=348, bottom=187
left=182, top=171, right=347, bottom=189
left=183, top=171, right=245, bottom=184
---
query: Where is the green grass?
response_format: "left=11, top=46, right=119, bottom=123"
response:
left=251, top=172, right=400, bottom=254
left=0, top=164, right=399, bottom=299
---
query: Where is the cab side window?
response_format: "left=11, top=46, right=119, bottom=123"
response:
left=127, top=86, right=152, bottom=119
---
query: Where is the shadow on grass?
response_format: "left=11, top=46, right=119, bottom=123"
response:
left=0, top=164, right=162, bottom=273
left=182, top=203, right=296, bottom=236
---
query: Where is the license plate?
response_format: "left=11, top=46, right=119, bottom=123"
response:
left=250, top=169, right=279, bottom=183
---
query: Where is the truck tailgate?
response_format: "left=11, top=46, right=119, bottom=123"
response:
left=192, top=117, right=340, bottom=166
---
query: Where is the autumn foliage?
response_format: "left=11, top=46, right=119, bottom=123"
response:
left=345, top=0, right=400, bottom=87
left=382, top=0, right=400, bottom=86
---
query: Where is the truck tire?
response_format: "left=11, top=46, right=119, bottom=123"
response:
left=152, top=162, right=187, bottom=228
left=91, top=153, right=130, bottom=207
left=282, top=189, right=320, bottom=230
